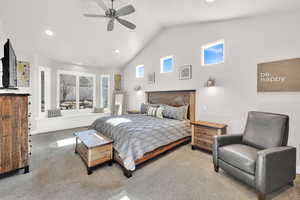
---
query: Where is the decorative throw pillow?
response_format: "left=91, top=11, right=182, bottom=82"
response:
left=48, top=109, right=62, bottom=118
left=162, top=105, right=188, bottom=121
left=147, top=107, right=164, bottom=119
left=140, top=103, right=161, bottom=114
left=140, top=103, right=148, bottom=114
left=93, top=107, right=104, bottom=113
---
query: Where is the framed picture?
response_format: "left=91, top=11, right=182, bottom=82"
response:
left=179, top=65, right=192, bottom=80
left=17, top=61, right=30, bottom=87
left=148, top=72, right=155, bottom=84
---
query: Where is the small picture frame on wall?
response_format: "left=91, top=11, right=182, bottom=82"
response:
left=148, top=72, right=155, bottom=84
left=179, top=65, right=192, bottom=80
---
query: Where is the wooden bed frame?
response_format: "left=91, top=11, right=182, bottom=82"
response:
left=114, top=90, right=196, bottom=178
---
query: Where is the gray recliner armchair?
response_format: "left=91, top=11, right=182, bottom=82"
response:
left=213, top=111, right=296, bottom=200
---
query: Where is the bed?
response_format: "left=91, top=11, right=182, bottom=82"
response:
left=89, top=90, right=196, bottom=177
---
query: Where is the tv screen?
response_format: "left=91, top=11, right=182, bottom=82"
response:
left=1, top=39, right=17, bottom=88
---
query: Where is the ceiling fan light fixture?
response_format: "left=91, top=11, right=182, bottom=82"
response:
left=84, top=0, right=136, bottom=31
left=115, top=49, right=120, bottom=53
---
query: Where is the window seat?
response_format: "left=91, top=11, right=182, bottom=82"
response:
left=32, top=113, right=110, bottom=135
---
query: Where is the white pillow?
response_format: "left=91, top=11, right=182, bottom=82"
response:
left=147, top=107, right=163, bottom=119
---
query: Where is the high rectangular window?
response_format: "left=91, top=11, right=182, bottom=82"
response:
left=202, top=40, right=225, bottom=66
left=136, top=65, right=144, bottom=78
left=160, top=56, right=173, bottom=73
left=100, top=75, right=110, bottom=109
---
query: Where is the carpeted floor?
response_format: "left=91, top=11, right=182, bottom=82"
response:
left=0, top=128, right=299, bottom=200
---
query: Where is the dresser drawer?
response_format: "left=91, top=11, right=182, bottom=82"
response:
left=194, top=126, right=217, bottom=137
left=194, top=138, right=212, bottom=151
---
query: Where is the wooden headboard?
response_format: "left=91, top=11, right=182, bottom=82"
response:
left=145, top=90, right=196, bottom=121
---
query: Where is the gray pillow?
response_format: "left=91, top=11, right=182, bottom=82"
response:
left=162, top=105, right=188, bottom=121
left=140, top=103, right=161, bottom=114
left=48, top=109, right=62, bottom=118
left=93, top=107, right=104, bottom=113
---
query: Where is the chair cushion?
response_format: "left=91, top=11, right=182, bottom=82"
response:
left=242, top=112, right=289, bottom=149
left=219, top=144, right=259, bottom=175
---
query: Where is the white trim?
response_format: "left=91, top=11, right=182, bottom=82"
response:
left=201, top=39, right=225, bottom=66
left=38, top=66, right=51, bottom=118
left=57, top=70, right=96, bottom=114
left=32, top=113, right=110, bottom=135
left=160, top=55, right=174, bottom=73
left=297, top=165, right=300, bottom=174
left=100, top=74, right=110, bottom=110
left=136, top=64, right=145, bottom=78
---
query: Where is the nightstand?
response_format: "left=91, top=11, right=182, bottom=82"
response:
left=191, top=121, right=227, bottom=152
left=127, top=110, right=141, bottom=114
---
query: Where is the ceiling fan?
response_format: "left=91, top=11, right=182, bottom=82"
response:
left=84, top=0, right=136, bottom=31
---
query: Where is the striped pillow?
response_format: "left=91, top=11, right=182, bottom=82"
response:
left=147, top=107, right=163, bottom=119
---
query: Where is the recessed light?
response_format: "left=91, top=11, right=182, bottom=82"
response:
left=115, top=49, right=120, bottom=53
left=206, top=0, right=216, bottom=3
left=45, top=29, right=54, bottom=36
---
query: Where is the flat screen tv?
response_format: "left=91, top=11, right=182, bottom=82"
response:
left=1, top=39, right=17, bottom=89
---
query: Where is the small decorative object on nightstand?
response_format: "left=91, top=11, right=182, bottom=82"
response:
left=74, top=130, right=113, bottom=175
left=191, top=121, right=227, bottom=152
left=127, top=110, right=141, bottom=114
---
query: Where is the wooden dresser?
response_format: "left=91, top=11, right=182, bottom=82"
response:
left=191, top=121, right=227, bottom=152
left=0, top=93, right=30, bottom=175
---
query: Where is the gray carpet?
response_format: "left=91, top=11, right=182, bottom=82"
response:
left=0, top=128, right=299, bottom=200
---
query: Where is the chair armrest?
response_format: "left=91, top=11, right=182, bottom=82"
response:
left=212, top=134, right=243, bottom=166
left=256, top=146, right=297, bottom=194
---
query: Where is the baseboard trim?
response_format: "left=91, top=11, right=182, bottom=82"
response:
left=297, top=166, right=300, bottom=174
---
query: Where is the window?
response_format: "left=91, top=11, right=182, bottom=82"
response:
left=202, top=40, right=224, bottom=66
left=136, top=65, right=144, bottom=78
left=100, top=75, right=110, bottom=109
left=58, top=71, right=95, bottom=111
left=160, top=56, right=173, bottom=73
left=79, top=76, right=94, bottom=109
left=59, top=74, right=77, bottom=110
left=38, top=67, right=51, bottom=117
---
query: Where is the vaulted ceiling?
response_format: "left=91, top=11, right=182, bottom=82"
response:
left=1, top=0, right=300, bottom=68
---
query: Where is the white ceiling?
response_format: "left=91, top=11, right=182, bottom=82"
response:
left=0, top=0, right=300, bottom=68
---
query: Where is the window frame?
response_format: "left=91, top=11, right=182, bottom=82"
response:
left=38, top=66, right=51, bottom=118
left=202, top=40, right=225, bottom=66
left=135, top=65, right=145, bottom=78
left=100, top=74, right=110, bottom=111
left=160, top=55, right=174, bottom=73
left=57, top=70, right=96, bottom=114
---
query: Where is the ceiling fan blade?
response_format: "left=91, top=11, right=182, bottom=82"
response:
left=116, top=17, right=136, bottom=30
left=107, top=18, right=114, bottom=31
left=83, top=14, right=107, bottom=18
left=94, top=0, right=108, bottom=11
left=117, top=5, right=135, bottom=16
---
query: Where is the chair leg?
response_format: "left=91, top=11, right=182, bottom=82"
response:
left=214, top=165, right=219, bottom=173
left=257, top=192, right=266, bottom=200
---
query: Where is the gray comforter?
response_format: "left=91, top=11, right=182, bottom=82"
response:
left=89, top=114, right=191, bottom=170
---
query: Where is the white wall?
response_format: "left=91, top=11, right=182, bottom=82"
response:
left=123, top=12, right=300, bottom=172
